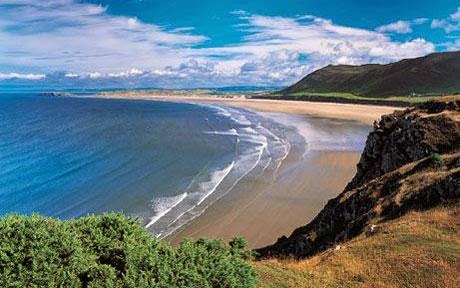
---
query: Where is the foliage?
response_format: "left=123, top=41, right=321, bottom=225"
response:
left=0, top=214, right=257, bottom=288
left=431, top=153, right=444, bottom=168
left=229, top=237, right=258, bottom=260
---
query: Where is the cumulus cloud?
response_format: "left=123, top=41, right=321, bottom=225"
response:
left=376, top=18, right=429, bottom=34
left=215, top=14, right=434, bottom=63
left=431, top=7, right=460, bottom=33
left=192, top=14, right=434, bottom=84
left=0, top=1, right=437, bottom=87
left=0, top=73, right=46, bottom=80
left=376, top=21, right=413, bottom=34
left=0, top=0, right=207, bottom=73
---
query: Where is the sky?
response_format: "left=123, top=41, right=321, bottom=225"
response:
left=0, top=0, right=459, bottom=88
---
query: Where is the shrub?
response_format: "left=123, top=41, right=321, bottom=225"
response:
left=229, top=236, right=257, bottom=260
left=0, top=214, right=257, bottom=288
left=431, top=153, right=444, bottom=168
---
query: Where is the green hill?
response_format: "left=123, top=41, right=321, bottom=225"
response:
left=282, top=51, right=460, bottom=97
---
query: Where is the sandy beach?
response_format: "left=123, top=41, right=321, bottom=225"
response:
left=93, top=92, right=399, bottom=249
left=166, top=150, right=361, bottom=248
left=95, top=93, right=399, bottom=125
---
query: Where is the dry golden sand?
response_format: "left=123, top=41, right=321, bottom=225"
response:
left=95, top=93, right=399, bottom=125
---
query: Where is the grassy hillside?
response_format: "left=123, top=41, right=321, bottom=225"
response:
left=254, top=204, right=460, bottom=288
left=281, top=51, right=460, bottom=98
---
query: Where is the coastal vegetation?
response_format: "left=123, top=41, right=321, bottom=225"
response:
left=254, top=204, right=460, bottom=287
left=0, top=213, right=257, bottom=288
left=431, top=153, right=444, bottom=168
left=262, top=91, right=438, bottom=106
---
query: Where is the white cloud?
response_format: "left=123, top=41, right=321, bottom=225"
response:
left=0, top=0, right=207, bottom=73
left=0, top=1, right=437, bottom=87
left=190, top=14, right=434, bottom=84
left=438, top=39, right=460, bottom=51
left=0, top=72, right=45, bottom=80
left=413, top=18, right=429, bottom=25
left=376, top=18, right=430, bottom=34
left=431, top=7, right=460, bottom=33
left=64, top=73, right=79, bottom=78
left=88, top=72, right=102, bottom=79
left=376, top=21, right=412, bottom=34
left=108, top=68, right=144, bottom=78
left=450, top=7, right=460, bottom=21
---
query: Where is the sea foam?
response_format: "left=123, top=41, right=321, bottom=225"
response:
left=148, top=105, right=292, bottom=239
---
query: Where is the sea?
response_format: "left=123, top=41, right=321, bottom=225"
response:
left=0, top=91, right=369, bottom=238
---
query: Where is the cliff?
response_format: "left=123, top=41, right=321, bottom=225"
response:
left=257, top=96, right=460, bottom=258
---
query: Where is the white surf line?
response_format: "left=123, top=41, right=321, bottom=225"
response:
left=203, top=129, right=238, bottom=136
left=146, top=192, right=188, bottom=228
left=145, top=160, right=217, bottom=229
left=273, top=140, right=291, bottom=180
left=156, top=105, right=268, bottom=239
left=196, top=162, right=235, bottom=205
left=159, top=136, right=267, bottom=240
left=256, top=124, right=291, bottom=179
left=154, top=161, right=235, bottom=238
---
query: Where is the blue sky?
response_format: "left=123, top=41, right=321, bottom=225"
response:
left=0, top=0, right=459, bottom=88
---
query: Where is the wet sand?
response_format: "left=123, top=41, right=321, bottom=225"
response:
left=166, top=150, right=360, bottom=249
left=163, top=111, right=369, bottom=249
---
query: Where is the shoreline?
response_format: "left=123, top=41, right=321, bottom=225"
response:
left=92, top=93, right=400, bottom=125
left=166, top=150, right=361, bottom=249
left=78, top=92, right=394, bottom=248
left=161, top=108, right=370, bottom=248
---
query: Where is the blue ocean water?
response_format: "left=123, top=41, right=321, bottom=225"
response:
left=0, top=92, right=371, bottom=237
left=0, top=92, right=293, bottom=236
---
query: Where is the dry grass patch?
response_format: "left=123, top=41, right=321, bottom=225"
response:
left=254, top=204, right=460, bottom=288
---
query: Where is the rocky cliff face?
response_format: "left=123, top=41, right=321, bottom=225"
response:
left=346, top=97, right=460, bottom=191
left=257, top=97, right=460, bottom=259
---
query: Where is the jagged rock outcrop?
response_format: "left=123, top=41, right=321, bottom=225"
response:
left=346, top=97, right=460, bottom=191
left=257, top=96, right=460, bottom=259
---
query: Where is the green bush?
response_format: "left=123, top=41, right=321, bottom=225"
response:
left=0, top=214, right=257, bottom=288
left=431, top=153, right=444, bottom=168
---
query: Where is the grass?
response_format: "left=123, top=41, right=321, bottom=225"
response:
left=268, top=92, right=438, bottom=104
left=253, top=204, right=460, bottom=288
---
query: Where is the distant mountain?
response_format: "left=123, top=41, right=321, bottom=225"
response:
left=282, top=51, right=460, bottom=97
